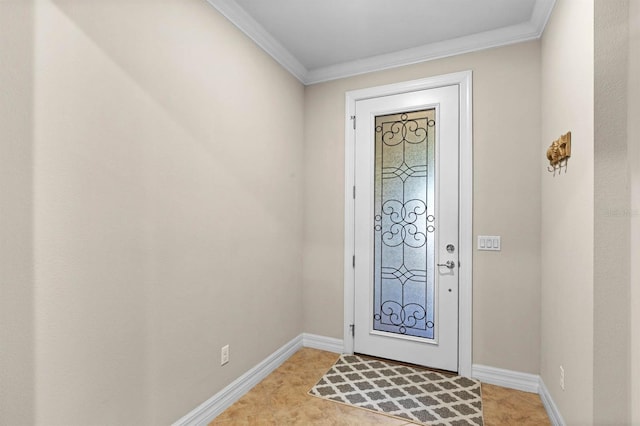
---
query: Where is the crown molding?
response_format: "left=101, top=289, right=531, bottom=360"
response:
left=306, top=21, right=541, bottom=84
left=531, top=0, right=557, bottom=34
left=206, top=0, right=556, bottom=85
left=205, top=0, right=308, bottom=82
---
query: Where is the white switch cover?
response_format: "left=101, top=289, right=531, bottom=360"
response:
left=478, top=236, right=501, bottom=251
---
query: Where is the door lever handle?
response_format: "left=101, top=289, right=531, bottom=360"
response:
left=437, top=260, right=456, bottom=269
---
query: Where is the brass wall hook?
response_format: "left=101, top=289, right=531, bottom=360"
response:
left=547, top=132, right=571, bottom=176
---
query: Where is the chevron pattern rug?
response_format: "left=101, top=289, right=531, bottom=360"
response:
left=309, top=354, right=483, bottom=425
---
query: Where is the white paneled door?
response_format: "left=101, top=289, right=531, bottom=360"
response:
left=353, top=85, right=460, bottom=372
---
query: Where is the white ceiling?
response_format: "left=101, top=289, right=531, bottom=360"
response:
left=206, top=0, right=556, bottom=85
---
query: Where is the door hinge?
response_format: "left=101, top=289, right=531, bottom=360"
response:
left=351, top=115, right=356, bottom=129
left=349, top=324, right=355, bottom=337
left=353, top=185, right=356, bottom=199
left=352, top=255, right=355, bottom=268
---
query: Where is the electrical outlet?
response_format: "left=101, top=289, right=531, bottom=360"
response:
left=221, top=345, right=229, bottom=366
left=560, top=365, right=565, bottom=390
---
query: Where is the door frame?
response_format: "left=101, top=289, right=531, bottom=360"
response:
left=343, top=71, right=473, bottom=377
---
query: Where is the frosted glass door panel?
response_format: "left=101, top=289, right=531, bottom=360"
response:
left=373, top=109, right=436, bottom=340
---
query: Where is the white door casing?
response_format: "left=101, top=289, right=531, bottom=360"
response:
left=343, top=71, right=473, bottom=377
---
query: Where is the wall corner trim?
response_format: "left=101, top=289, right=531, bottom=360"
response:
left=204, top=0, right=308, bottom=82
left=472, top=364, right=540, bottom=393
left=538, top=377, right=566, bottom=426
left=171, top=335, right=304, bottom=426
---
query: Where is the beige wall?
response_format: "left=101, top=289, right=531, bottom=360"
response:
left=0, top=1, right=35, bottom=425
left=303, top=42, right=542, bottom=374
left=5, top=0, right=637, bottom=424
left=2, top=0, right=305, bottom=424
left=540, top=0, right=595, bottom=424
left=630, top=0, right=640, bottom=423
left=594, top=0, right=631, bottom=423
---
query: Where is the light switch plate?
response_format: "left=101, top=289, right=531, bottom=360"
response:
left=478, top=236, right=501, bottom=251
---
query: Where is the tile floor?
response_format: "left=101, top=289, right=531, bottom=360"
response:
left=210, top=348, right=550, bottom=425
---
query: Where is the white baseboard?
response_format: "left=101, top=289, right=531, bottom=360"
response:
left=473, top=364, right=565, bottom=425
left=539, top=377, right=566, bottom=426
left=175, top=336, right=564, bottom=426
left=172, top=334, right=304, bottom=426
left=302, top=333, right=344, bottom=353
left=472, top=364, right=540, bottom=393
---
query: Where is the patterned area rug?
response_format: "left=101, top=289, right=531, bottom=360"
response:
left=309, top=354, right=483, bottom=425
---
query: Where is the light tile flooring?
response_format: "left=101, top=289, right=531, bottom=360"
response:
left=211, top=348, right=550, bottom=425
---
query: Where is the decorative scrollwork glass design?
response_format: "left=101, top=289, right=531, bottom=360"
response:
left=373, top=109, right=436, bottom=339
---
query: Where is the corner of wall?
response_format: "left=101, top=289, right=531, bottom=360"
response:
left=540, top=0, right=595, bottom=423
left=0, top=1, right=36, bottom=424
left=628, top=0, right=640, bottom=423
